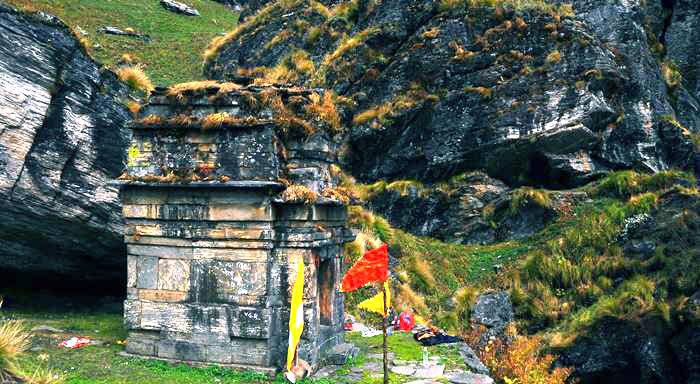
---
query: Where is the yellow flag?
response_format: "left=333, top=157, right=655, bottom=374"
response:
left=357, top=281, right=391, bottom=317
left=286, top=257, right=305, bottom=371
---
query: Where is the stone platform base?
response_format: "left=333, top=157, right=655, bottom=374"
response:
left=118, top=352, right=279, bottom=376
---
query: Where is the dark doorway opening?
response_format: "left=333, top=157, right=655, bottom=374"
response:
left=318, top=258, right=334, bottom=326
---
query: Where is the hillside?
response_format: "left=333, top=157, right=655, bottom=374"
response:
left=203, top=0, right=700, bottom=187
left=4, top=0, right=239, bottom=85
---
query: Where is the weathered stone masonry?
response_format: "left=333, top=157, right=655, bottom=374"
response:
left=116, top=83, right=354, bottom=371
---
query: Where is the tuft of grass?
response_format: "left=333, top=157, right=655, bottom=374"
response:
left=0, top=321, right=30, bottom=374
left=449, top=41, right=477, bottom=61
left=320, top=186, right=357, bottom=204
left=126, top=100, right=141, bottom=116
left=116, top=66, right=154, bottom=95
left=545, top=49, right=561, bottom=64
left=305, top=91, right=342, bottom=133
left=438, top=0, right=574, bottom=15
left=280, top=185, right=318, bottom=204
left=165, top=80, right=221, bottom=97
left=661, top=59, right=683, bottom=89
left=422, top=27, right=440, bottom=39
left=509, top=187, right=552, bottom=215
left=353, top=83, right=439, bottom=126
left=593, top=170, right=696, bottom=198
left=464, top=86, right=493, bottom=98
left=321, top=27, right=380, bottom=68
left=23, top=367, right=65, bottom=384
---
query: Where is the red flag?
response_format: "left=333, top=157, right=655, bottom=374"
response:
left=341, top=244, right=388, bottom=292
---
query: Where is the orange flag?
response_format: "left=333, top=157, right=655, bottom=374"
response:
left=341, top=244, right=388, bottom=292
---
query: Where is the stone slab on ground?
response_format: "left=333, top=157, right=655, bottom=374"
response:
left=361, top=361, right=383, bottom=372
left=404, top=380, right=442, bottom=384
left=326, top=342, right=359, bottom=365
left=368, top=352, right=395, bottom=360
left=445, top=371, right=495, bottom=384
left=391, top=364, right=417, bottom=375
left=312, top=366, right=337, bottom=379
left=414, top=364, right=445, bottom=379
left=160, top=0, right=200, bottom=16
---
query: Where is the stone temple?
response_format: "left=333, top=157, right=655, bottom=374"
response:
left=114, top=82, right=355, bottom=372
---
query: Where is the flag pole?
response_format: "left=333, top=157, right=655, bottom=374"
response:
left=382, top=282, right=388, bottom=384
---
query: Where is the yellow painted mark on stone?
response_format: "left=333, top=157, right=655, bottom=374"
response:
left=128, top=145, right=140, bottom=166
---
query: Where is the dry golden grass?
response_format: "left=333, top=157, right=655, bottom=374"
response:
left=281, top=184, right=319, bottom=204
left=201, top=112, right=231, bottom=129
left=545, top=49, right=562, bottom=64
left=23, top=368, right=64, bottom=384
left=126, top=100, right=141, bottom=116
left=168, top=114, right=197, bottom=127
left=166, top=80, right=220, bottom=97
left=119, top=53, right=136, bottom=65
left=264, top=29, right=292, bottom=50
left=422, top=27, right=441, bottom=39
left=352, top=102, right=392, bottom=125
left=464, top=86, right=493, bottom=98
left=661, top=60, right=682, bottom=89
left=116, top=65, right=154, bottom=95
left=322, top=28, right=379, bottom=68
left=481, top=334, right=574, bottom=384
left=202, top=114, right=263, bottom=129
left=321, top=186, right=358, bottom=204
left=396, top=282, right=429, bottom=314
left=449, top=41, right=477, bottom=61
left=306, top=91, right=342, bottom=132
left=137, top=114, right=163, bottom=125
left=309, top=0, right=331, bottom=18
left=411, top=255, right=437, bottom=289
left=353, top=83, right=438, bottom=126
left=217, top=82, right=244, bottom=94
left=290, top=50, right=315, bottom=75
left=0, top=321, right=31, bottom=374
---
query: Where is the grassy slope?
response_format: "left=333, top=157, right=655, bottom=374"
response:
left=4, top=0, right=239, bottom=85
left=345, top=171, right=699, bottom=342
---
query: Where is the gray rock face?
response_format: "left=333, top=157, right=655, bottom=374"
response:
left=367, top=172, right=587, bottom=244
left=456, top=343, right=489, bottom=375
left=205, top=0, right=699, bottom=188
left=0, top=5, right=131, bottom=284
left=160, top=0, right=200, bottom=16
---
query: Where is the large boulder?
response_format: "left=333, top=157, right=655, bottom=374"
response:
left=558, top=316, right=682, bottom=384
left=0, top=5, right=130, bottom=286
left=204, top=0, right=698, bottom=188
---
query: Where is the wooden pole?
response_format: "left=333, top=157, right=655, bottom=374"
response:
left=382, top=283, right=388, bottom=384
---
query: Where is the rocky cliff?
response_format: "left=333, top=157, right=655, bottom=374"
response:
left=204, top=0, right=699, bottom=189
left=0, top=4, right=130, bottom=286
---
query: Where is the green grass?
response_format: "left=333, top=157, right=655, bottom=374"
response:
left=5, top=0, right=239, bottom=85
left=4, top=307, right=466, bottom=384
